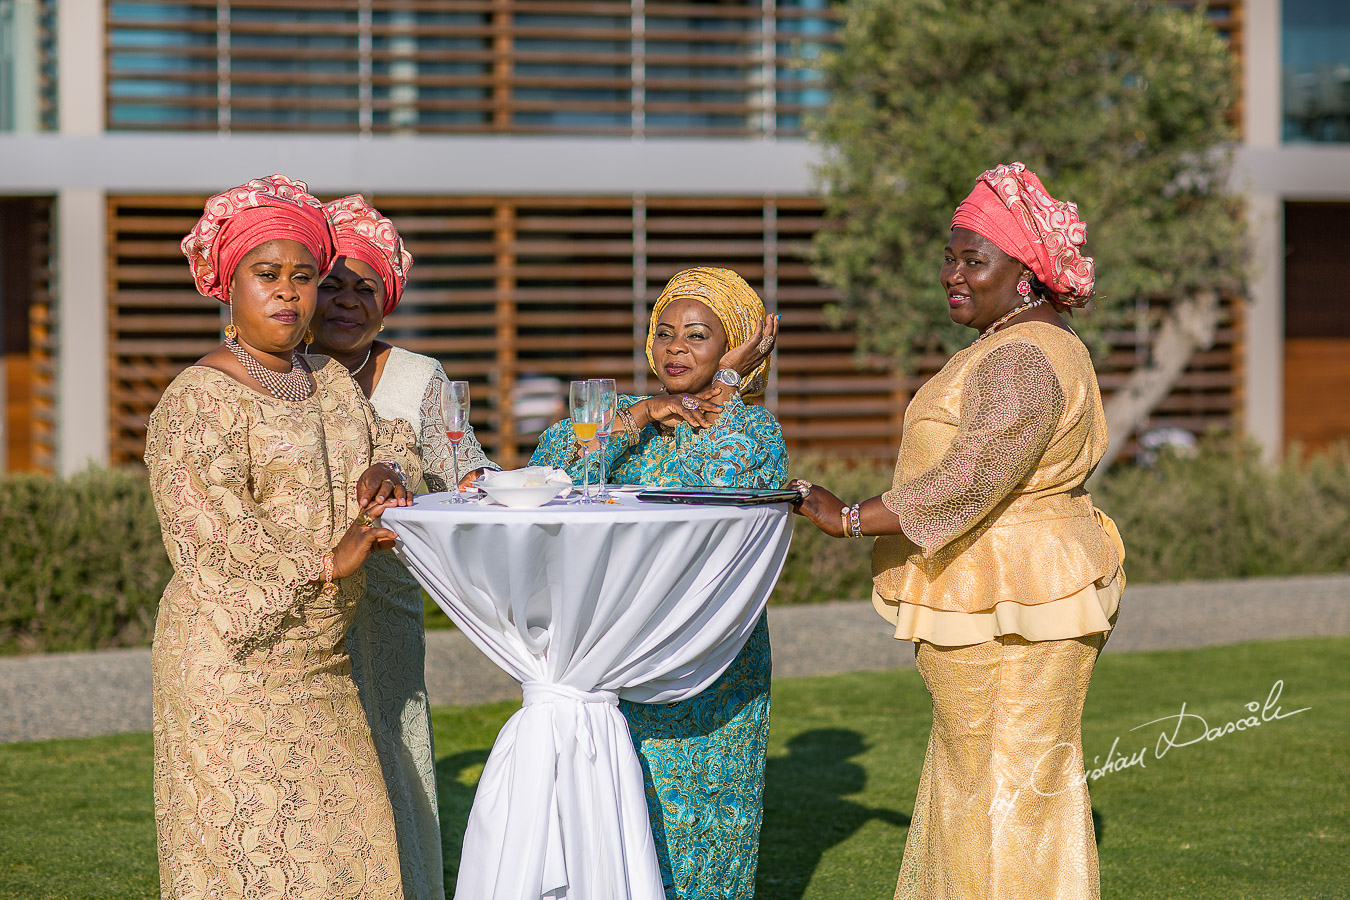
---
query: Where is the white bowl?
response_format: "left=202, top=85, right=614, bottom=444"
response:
left=477, top=481, right=569, bottom=508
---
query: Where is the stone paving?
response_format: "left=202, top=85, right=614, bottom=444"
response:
left=2, top=574, right=1346, bottom=744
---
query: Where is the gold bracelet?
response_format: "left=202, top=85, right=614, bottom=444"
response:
left=617, top=407, right=641, bottom=447
left=840, top=504, right=851, bottom=538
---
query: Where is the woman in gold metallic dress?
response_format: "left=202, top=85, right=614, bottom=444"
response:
left=791, top=162, right=1125, bottom=900
left=145, top=175, right=420, bottom=900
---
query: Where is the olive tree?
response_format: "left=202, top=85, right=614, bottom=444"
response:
left=810, top=0, right=1246, bottom=466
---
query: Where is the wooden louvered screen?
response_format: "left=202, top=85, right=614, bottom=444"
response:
left=107, top=194, right=1241, bottom=469
left=104, top=0, right=839, bottom=136
left=0, top=198, right=55, bottom=473
left=108, top=197, right=224, bottom=466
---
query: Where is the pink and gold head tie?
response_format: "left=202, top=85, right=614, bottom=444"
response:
left=325, top=195, right=414, bottom=316
left=951, top=162, right=1095, bottom=307
left=645, top=266, right=770, bottom=397
left=181, top=174, right=338, bottom=303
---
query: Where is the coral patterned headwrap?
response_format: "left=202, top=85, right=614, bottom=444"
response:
left=181, top=174, right=337, bottom=303
left=951, top=162, right=1095, bottom=306
left=645, top=267, right=770, bottom=398
left=325, top=195, right=413, bottom=315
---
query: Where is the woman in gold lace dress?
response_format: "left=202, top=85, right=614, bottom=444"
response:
left=791, top=163, right=1126, bottom=900
left=145, top=175, right=422, bottom=900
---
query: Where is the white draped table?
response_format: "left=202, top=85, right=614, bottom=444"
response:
left=383, top=491, right=793, bottom=900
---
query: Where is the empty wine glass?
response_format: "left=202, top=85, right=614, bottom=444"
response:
left=440, top=380, right=470, bottom=504
left=589, top=378, right=617, bottom=502
left=569, top=380, right=602, bottom=504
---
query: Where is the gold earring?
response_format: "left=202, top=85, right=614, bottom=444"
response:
left=224, top=308, right=237, bottom=341
left=304, top=329, right=315, bottom=345
left=378, top=323, right=385, bottom=333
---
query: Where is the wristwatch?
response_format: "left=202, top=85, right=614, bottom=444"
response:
left=714, top=368, right=742, bottom=388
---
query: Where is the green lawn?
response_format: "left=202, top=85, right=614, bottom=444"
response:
left=1, top=638, right=1345, bottom=899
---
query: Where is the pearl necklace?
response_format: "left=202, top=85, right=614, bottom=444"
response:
left=971, top=297, right=1045, bottom=345
left=226, top=336, right=312, bottom=401
left=348, top=346, right=374, bottom=377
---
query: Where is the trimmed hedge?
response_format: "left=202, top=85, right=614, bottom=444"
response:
left=0, top=469, right=170, bottom=655
left=5, top=440, right=1349, bottom=654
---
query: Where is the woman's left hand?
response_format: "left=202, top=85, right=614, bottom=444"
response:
left=356, top=463, right=413, bottom=517
left=786, top=478, right=848, bottom=538
left=458, top=467, right=490, bottom=491
left=718, top=313, right=778, bottom=379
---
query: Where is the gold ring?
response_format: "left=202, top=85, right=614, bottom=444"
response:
left=681, top=395, right=699, bottom=410
left=794, top=479, right=813, bottom=500
left=355, top=512, right=375, bottom=528
left=758, top=336, right=774, bottom=354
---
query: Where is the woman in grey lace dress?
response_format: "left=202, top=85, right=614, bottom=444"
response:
left=309, top=194, right=496, bottom=900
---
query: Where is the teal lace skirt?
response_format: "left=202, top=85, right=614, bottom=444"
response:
left=619, top=613, right=771, bottom=900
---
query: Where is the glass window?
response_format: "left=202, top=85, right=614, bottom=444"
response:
left=1283, top=0, right=1350, bottom=143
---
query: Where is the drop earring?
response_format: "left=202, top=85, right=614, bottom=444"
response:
left=1016, top=279, right=1032, bottom=298
left=304, top=329, right=315, bottom=345
left=378, top=323, right=385, bottom=333
left=224, top=307, right=237, bottom=342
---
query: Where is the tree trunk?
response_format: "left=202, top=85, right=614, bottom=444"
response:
left=1090, top=290, right=1222, bottom=484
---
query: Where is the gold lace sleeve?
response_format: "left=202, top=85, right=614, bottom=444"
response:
left=144, top=382, right=328, bottom=657
left=365, top=405, right=425, bottom=490
left=883, top=341, right=1066, bottom=557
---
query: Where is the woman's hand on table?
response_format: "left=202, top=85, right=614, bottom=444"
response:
left=356, top=463, right=412, bottom=516
left=787, top=481, right=909, bottom=539
left=786, top=479, right=848, bottom=538
left=458, top=467, right=490, bottom=491
left=630, top=394, right=722, bottom=431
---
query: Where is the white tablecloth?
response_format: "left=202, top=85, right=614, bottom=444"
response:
left=383, top=492, right=792, bottom=900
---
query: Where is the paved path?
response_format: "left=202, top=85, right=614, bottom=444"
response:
left=2, top=574, right=1346, bottom=744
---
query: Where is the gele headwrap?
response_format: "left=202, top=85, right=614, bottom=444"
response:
left=325, top=194, right=413, bottom=315
left=645, top=267, right=770, bottom=397
left=951, top=162, right=1095, bottom=306
left=181, top=174, right=338, bottom=302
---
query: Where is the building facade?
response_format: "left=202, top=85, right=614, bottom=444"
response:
left=0, top=0, right=1342, bottom=474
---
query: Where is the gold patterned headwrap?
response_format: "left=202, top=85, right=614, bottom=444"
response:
left=645, top=267, right=770, bottom=397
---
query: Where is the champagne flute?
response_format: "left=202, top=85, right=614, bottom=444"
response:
left=440, top=380, right=470, bottom=504
left=589, top=378, right=617, bottom=502
left=569, top=380, right=601, bottom=504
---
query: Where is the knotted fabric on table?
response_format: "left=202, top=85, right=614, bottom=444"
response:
left=385, top=499, right=792, bottom=900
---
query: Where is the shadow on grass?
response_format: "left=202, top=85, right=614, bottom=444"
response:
left=757, top=728, right=911, bottom=899
left=436, top=747, right=490, bottom=891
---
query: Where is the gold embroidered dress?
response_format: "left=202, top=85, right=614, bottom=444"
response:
left=144, top=358, right=422, bottom=900
left=872, top=322, right=1125, bottom=900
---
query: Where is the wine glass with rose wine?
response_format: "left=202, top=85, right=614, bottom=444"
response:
left=440, top=380, right=470, bottom=504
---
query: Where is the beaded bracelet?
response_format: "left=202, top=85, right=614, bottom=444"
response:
left=320, top=552, right=339, bottom=599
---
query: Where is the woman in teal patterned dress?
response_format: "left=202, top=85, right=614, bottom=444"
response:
left=531, top=266, right=784, bottom=899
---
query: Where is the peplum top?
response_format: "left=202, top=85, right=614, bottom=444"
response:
left=871, top=321, right=1125, bottom=646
